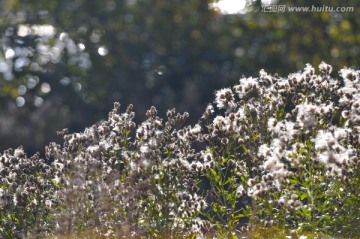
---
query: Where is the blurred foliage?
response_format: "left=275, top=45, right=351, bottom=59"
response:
left=0, top=0, right=359, bottom=154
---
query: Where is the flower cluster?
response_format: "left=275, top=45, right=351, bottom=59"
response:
left=198, top=62, right=359, bottom=237
left=45, top=104, right=208, bottom=238
left=0, top=148, right=55, bottom=238
left=0, top=62, right=359, bottom=238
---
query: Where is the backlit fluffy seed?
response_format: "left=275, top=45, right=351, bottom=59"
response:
left=14, top=148, right=25, bottom=158
left=352, top=101, right=360, bottom=112
left=319, top=61, right=333, bottom=74
left=340, top=68, right=359, bottom=83
left=215, top=88, right=235, bottom=109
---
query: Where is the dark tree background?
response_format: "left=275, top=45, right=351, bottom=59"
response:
left=0, top=0, right=359, bottom=154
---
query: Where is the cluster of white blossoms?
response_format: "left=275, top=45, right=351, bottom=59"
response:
left=194, top=62, right=359, bottom=234
left=209, top=62, right=359, bottom=178
left=1, top=62, right=358, bottom=238
left=45, top=105, right=207, bottom=237
left=0, top=148, right=56, bottom=238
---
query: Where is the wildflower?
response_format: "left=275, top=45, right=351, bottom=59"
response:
left=277, top=197, right=286, bottom=206
left=236, top=185, right=245, bottom=197
left=317, top=151, right=337, bottom=166
left=352, top=100, right=360, bottom=113
left=190, top=124, right=202, bottom=134
left=304, top=63, right=315, bottom=76
left=314, top=130, right=336, bottom=151
left=275, top=79, right=291, bottom=94
left=215, top=88, right=236, bottom=109
left=318, top=61, right=332, bottom=74
left=334, top=128, right=350, bottom=142
left=212, top=115, right=229, bottom=131
left=338, top=86, right=357, bottom=106
left=139, top=145, right=150, bottom=154
left=201, top=150, right=213, bottom=162
left=190, top=161, right=203, bottom=172
left=14, top=148, right=25, bottom=158
left=267, top=117, right=277, bottom=131
left=263, top=155, right=282, bottom=171
left=53, top=175, right=61, bottom=184
left=234, top=77, right=259, bottom=98
left=339, top=67, right=359, bottom=85
left=295, top=102, right=319, bottom=129
left=319, top=101, right=334, bottom=115
left=341, top=110, right=350, bottom=119
left=204, top=104, right=214, bottom=116
left=235, top=107, right=246, bottom=120
left=258, top=144, right=271, bottom=157
left=259, top=69, right=268, bottom=79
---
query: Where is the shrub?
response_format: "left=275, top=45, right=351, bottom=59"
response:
left=0, top=62, right=359, bottom=238
left=0, top=148, right=56, bottom=238
left=196, top=62, right=360, bottom=238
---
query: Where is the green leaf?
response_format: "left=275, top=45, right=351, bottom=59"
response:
left=300, top=192, right=307, bottom=200
left=210, top=168, right=221, bottom=182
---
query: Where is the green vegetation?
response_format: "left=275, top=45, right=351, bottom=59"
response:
left=0, top=63, right=359, bottom=238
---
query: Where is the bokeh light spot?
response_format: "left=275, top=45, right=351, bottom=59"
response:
left=5, top=48, right=15, bottom=59
left=41, top=82, right=51, bottom=94
left=16, top=97, right=25, bottom=107
left=34, top=96, right=44, bottom=107
left=18, top=85, right=27, bottom=95
left=98, top=46, right=108, bottom=56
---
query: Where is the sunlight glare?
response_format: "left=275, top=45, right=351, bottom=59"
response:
left=209, top=0, right=247, bottom=15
